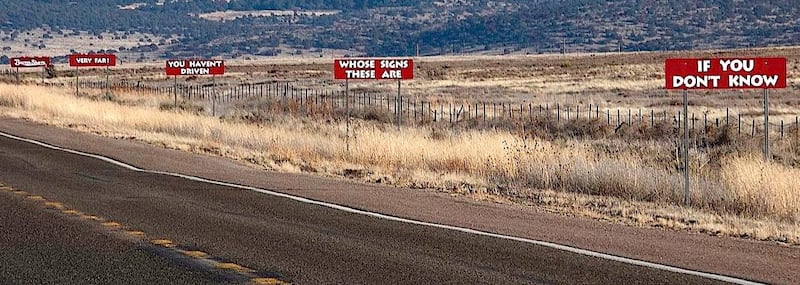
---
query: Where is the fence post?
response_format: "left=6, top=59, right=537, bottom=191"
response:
left=414, top=100, right=417, bottom=122
left=781, top=120, right=784, bottom=139
left=726, top=108, right=729, bottom=126
left=628, top=109, right=631, bottom=125
left=651, top=109, right=654, bottom=127
left=738, top=114, right=742, bottom=135
left=483, top=103, right=486, bottom=122
left=752, top=120, right=756, bottom=137
left=638, top=109, right=642, bottom=126
left=557, top=104, right=561, bottom=121
left=421, top=101, right=425, bottom=122
left=607, top=109, right=610, bottom=125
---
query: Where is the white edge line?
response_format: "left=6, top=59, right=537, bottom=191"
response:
left=0, top=130, right=762, bottom=285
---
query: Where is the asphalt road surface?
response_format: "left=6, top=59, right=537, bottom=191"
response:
left=0, top=119, right=795, bottom=284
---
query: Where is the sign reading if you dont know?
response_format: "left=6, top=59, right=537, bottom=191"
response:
left=665, top=58, right=786, bottom=89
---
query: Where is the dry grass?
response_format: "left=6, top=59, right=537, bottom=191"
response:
left=2, top=83, right=800, bottom=244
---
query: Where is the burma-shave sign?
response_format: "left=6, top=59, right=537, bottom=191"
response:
left=11, top=56, right=51, bottom=68
left=334, top=59, right=414, bottom=80
left=69, top=54, right=117, bottom=67
left=165, top=59, right=225, bottom=76
left=665, top=58, right=786, bottom=89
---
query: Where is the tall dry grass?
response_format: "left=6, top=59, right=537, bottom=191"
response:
left=1, top=83, right=799, bottom=225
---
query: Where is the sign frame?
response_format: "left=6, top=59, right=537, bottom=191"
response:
left=665, top=57, right=787, bottom=206
left=9, top=56, right=52, bottom=84
left=69, top=53, right=118, bottom=96
left=333, top=58, right=416, bottom=151
left=164, top=59, right=225, bottom=110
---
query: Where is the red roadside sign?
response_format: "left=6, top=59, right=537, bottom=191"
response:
left=334, top=58, right=414, bottom=80
left=665, top=58, right=786, bottom=89
left=10, top=56, right=51, bottom=68
left=69, top=54, right=117, bottom=67
left=165, top=59, right=225, bottom=76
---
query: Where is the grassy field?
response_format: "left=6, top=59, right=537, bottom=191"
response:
left=1, top=82, right=799, bottom=245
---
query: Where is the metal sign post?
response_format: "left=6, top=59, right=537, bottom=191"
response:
left=345, top=79, right=351, bottom=153
left=105, top=66, right=110, bottom=95
left=764, top=89, right=769, bottom=161
left=212, top=75, right=216, bottom=117
left=15, top=67, right=19, bottom=84
left=682, top=89, right=690, bottom=206
left=397, top=79, right=402, bottom=127
left=75, top=67, right=79, bottom=96
left=174, top=75, right=178, bottom=108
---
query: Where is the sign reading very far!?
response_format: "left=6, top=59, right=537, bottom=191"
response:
left=165, top=59, right=225, bottom=76
left=334, top=59, right=414, bottom=80
left=69, top=54, right=117, bottom=67
left=10, top=56, right=51, bottom=68
left=665, top=58, right=786, bottom=89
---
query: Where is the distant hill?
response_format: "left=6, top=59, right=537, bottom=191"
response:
left=0, top=0, right=798, bottom=58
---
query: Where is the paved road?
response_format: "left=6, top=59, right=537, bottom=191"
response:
left=0, top=119, right=794, bottom=284
left=0, top=192, right=241, bottom=285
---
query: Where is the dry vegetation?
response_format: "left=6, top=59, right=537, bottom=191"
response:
left=1, top=82, right=799, bottom=245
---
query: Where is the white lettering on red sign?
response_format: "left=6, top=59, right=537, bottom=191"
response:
left=13, top=58, right=47, bottom=67
left=665, top=58, right=786, bottom=90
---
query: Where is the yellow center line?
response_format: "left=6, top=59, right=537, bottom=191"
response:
left=251, top=277, right=290, bottom=285
left=26, top=195, right=46, bottom=201
left=81, top=215, right=105, bottom=222
left=62, top=209, right=82, bottom=215
left=125, top=230, right=146, bottom=237
left=44, top=202, right=66, bottom=209
left=151, top=239, right=176, bottom=247
left=180, top=250, right=209, bottom=259
left=102, top=221, right=122, bottom=228
left=215, top=262, right=255, bottom=273
left=1, top=185, right=289, bottom=283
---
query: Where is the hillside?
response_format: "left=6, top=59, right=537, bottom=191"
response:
left=0, top=0, right=798, bottom=59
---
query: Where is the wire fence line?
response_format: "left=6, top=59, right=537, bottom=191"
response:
left=29, top=79, right=800, bottom=142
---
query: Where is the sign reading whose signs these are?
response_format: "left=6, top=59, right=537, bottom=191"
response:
left=334, top=59, right=414, bottom=80
left=165, top=59, right=225, bottom=76
left=665, top=58, right=786, bottom=90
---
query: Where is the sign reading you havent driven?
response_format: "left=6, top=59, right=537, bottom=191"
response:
left=665, top=58, right=786, bottom=89
left=166, top=59, right=225, bottom=76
